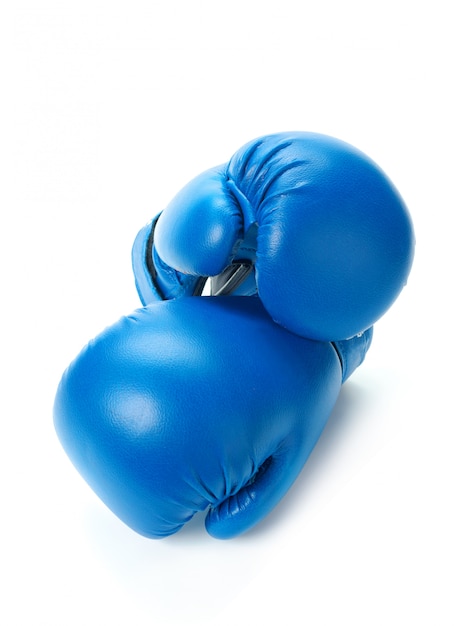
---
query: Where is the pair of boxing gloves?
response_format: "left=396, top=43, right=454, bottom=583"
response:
left=54, top=132, right=414, bottom=540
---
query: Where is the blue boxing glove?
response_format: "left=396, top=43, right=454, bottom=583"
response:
left=54, top=297, right=372, bottom=539
left=132, top=131, right=414, bottom=341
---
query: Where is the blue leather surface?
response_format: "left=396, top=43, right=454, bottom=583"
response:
left=54, top=297, right=370, bottom=539
left=133, top=132, right=414, bottom=340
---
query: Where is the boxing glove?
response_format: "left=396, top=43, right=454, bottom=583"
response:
left=132, top=131, right=414, bottom=341
left=54, top=296, right=372, bottom=540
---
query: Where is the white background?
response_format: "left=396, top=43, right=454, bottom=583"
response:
left=1, top=1, right=461, bottom=624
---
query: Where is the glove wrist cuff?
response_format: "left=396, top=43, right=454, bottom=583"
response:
left=331, top=327, right=373, bottom=383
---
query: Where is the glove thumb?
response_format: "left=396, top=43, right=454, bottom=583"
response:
left=205, top=437, right=310, bottom=540
left=155, top=166, right=243, bottom=277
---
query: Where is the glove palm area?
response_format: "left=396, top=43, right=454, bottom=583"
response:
left=54, top=296, right=371, bottom=539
